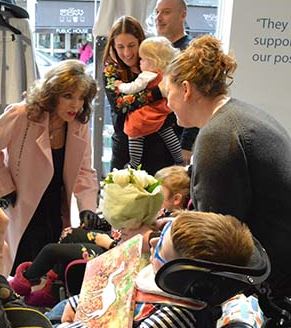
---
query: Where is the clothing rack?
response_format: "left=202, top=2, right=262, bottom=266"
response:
left=0, top=13, right=21, bottom=35
left=0, top=2, right=29, bottom=19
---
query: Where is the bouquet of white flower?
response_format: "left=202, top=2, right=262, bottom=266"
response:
left=101, top=167, right=163, bottom=229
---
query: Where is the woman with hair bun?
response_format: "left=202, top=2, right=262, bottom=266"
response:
left=165, top=34, right=291, bottom=298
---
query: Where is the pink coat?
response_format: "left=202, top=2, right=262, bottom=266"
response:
left=0, top=103, right=98, bottom=276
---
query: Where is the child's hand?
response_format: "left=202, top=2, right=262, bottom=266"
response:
left=158, top=78, right=167, bottom=97
left=61, top=301, right=75, bottom=323
left=114, top=80, right=122, bottom=88
left=94, top=232, right=114, bottom=249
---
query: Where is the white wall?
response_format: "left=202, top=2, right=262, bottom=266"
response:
left=217, top=0, right=291, bottom=135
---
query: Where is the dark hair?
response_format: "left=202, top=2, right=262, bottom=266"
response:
left=103, top=16, right=145, bottom=81
left=26, top=60, right=97, bottom=123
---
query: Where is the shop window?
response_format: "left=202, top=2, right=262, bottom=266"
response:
left=39, top=33, right=51, bottom=49
left=71, top=34, right=84, bottom=50
left=54, top=34, right=65, bottom=49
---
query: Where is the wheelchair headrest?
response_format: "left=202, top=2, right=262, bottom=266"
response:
left=155, top=237, right=271, bottom=307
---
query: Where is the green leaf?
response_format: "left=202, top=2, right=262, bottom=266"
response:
left=146, top=181, right=160, bottom=193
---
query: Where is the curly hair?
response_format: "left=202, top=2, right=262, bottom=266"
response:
left=103, top=15, right=145, bottom=82
left=167, top=35, right=237, bottom=98
left=26, top=59, right=97, bottom=123
left=139, top=36, right=179, bottom=72
left=171, top=211, right=254, bottom=266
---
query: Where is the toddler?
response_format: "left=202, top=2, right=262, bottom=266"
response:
left=155, top=165, right=190, bottom=217
left=115, top=36, right=183, bottom=169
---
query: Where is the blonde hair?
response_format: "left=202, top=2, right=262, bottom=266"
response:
left=167, top=35, right=237, bottom=98
left=139, top=36, right=179, bottom=72
left=26, top=60, right=97, bottom=123
left=171, top=211, right=254, bottom=266
left=155, top=165, right=190, bottom=208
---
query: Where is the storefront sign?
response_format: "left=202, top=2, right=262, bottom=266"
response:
left=36, top=1, right=96, bottom=32
left=55, top=28, right=90, bottom=34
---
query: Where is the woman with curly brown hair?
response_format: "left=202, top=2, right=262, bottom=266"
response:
left=0, top=59, right=99, bottom=276
left=165, top=34, right=291, bottom=298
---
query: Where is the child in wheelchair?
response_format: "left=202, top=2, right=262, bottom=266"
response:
left=57, top=210, right=269, bottom=327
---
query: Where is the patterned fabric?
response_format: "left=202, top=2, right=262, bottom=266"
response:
left=104, top=64, right=154, bottom=114
left=216, top=294, right=264, bottom=328
left=135, top=305, right=197, bottom=328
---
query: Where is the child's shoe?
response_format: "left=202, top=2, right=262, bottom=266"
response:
left=24, top=270, right=59, bottom=308
left=9, top=262, right=33, bottom=296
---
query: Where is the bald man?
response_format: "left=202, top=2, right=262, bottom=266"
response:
left=155, top=0, right=198, bottom=163
left=155, top=0, right=191, bottom=49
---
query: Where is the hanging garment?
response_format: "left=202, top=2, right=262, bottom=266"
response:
left=0, top=11, right=37, bottom=112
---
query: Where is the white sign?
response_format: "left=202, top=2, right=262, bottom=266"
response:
left=56, top=28, right=89, bottom=34
left=217, top=0, right=291, bottom=135
left=59, top=7, right=85, bottom=24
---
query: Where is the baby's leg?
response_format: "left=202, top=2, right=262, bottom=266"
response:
left=60, top=227, right=93, bottom=244
left=24, top=243, right=104, bottom=281
left=128, top=136, right=145, bottom=169
left=158, top=127, right=183, bottom=164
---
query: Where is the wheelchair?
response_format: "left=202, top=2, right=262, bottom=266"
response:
left=0, top=274, right=53, bottom=328
left=155, top=237, right=291, bottom=327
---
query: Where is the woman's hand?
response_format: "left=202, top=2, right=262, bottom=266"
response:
left=61, top=301, right=75, bottom=323
left=79, top=210, right=100, bottom=230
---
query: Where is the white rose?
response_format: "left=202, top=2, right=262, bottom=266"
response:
left=133, top=170, right=156, bottom=189
left=111, top=168, right=130, bottom=187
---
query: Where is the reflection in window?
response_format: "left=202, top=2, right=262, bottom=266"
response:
left=39, top=33, right=50, bottom=49
left=53, top=34, right=65, bottom=49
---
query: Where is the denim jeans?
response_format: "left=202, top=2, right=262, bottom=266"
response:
left=45, top=298, right=68, bottom=326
